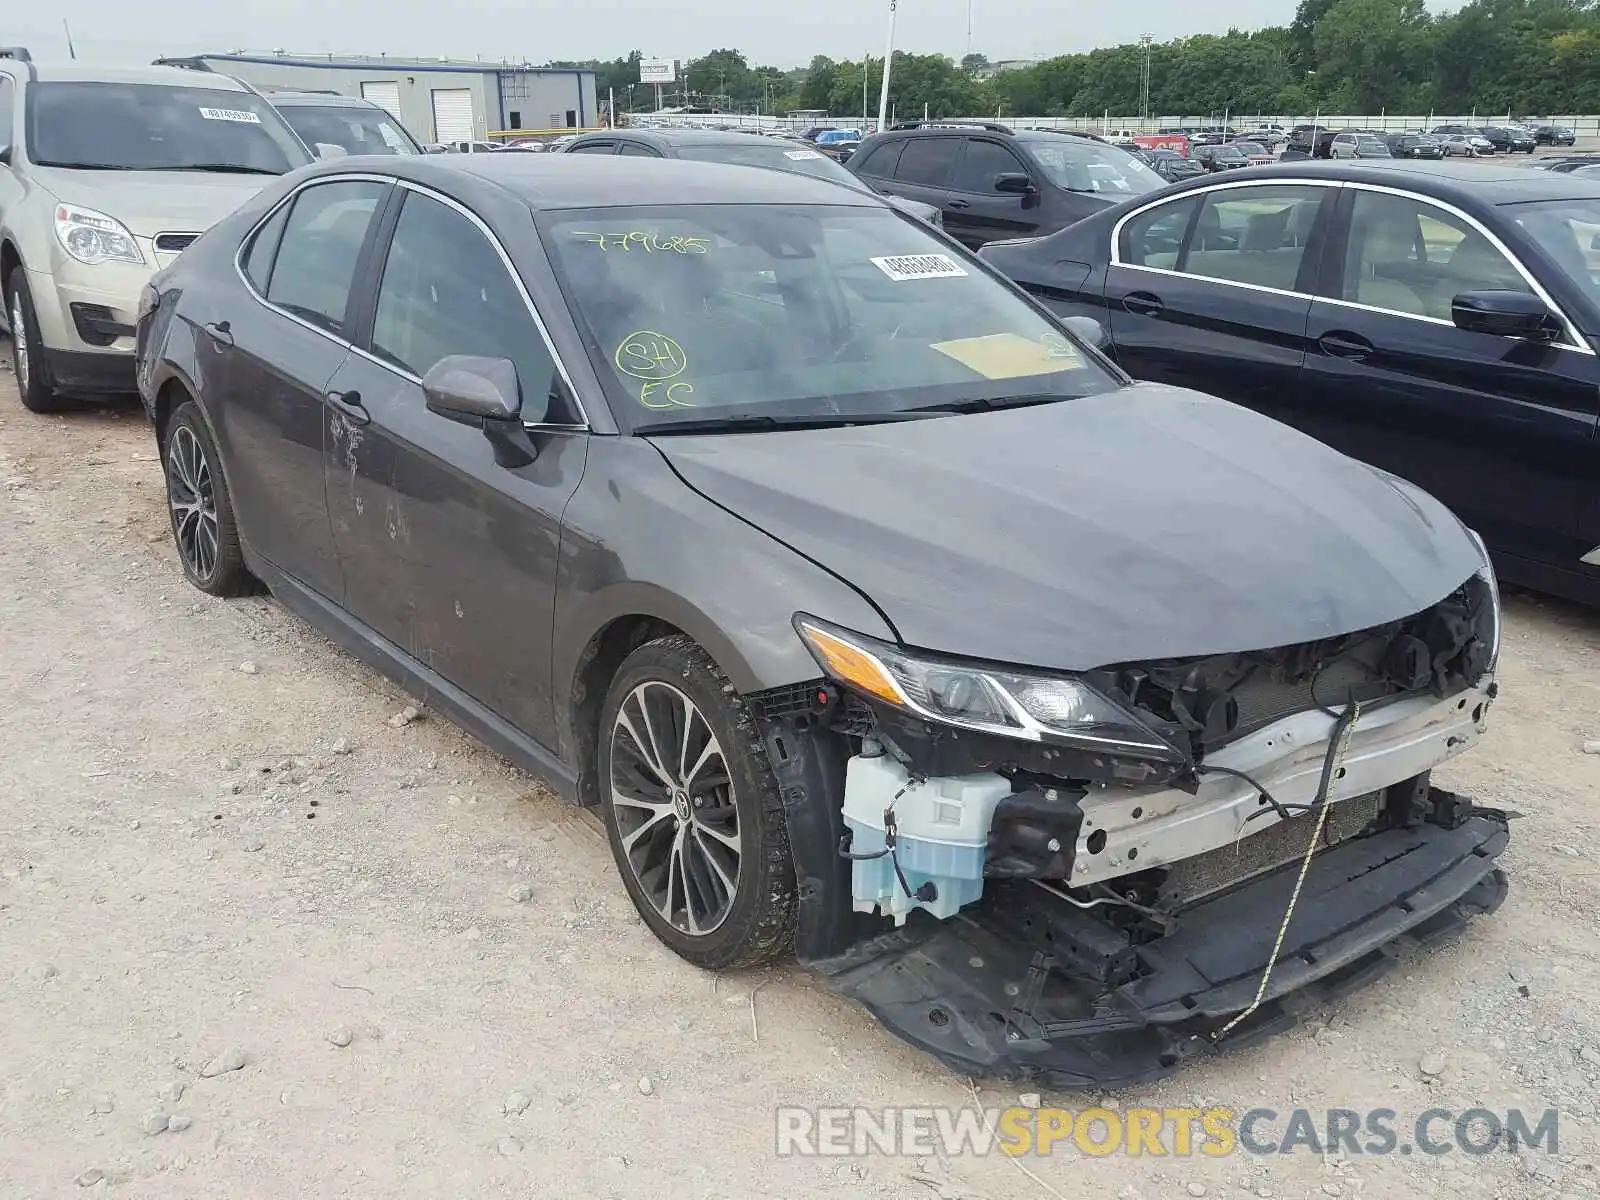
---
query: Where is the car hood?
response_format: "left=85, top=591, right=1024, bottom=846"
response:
left=30, top=168, right=282, bottom=237
left=651, top=384, right=1484, bottom=672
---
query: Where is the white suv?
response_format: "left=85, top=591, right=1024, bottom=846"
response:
left=0, top=52, right=312, bottom=411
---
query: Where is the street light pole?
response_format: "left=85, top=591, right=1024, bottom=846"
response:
left=1140, top=33, right=1153, bottom=127
left=877, top=0, right=898, bottom=132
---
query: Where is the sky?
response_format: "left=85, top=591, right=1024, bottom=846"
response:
left=13, top=0, right=1306, bottom=71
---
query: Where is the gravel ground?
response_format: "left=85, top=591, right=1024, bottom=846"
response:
left=2, top=339, right=1599, bottom=1199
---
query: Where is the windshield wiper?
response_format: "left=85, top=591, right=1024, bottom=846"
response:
left=635, top=411, right=942, bottom=435
left=907, top=393, right=1070, bottom=415
left=144, top=163, right=283, bottom=175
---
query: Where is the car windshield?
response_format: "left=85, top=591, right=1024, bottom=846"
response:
left=1509, top=199, right=1600, bottom=307
left=540, top=203, right=1120, bottom=432
left=1212, top=145, right=1247, bottom=160
left=1357, top=137, right=1388, bottom=152
left=26, top=81, right=310, bottom=173
left=675, top=142, right=864, bottom=191
left=275, top=103, right=420, bottom=156
left=1023, top=139, right=1165, bottom=195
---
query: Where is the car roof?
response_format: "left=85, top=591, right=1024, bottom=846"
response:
left=264, top=91, right=386, bottom=109
left=316, top=152, right=886, bottom=210
left=5, top=61, right=251, bottom=89
left=1203, top=158, right=1600, bottom=204
left=584, top=129, right=779, bottom=149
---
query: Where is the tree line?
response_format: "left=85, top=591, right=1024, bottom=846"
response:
left=549, top=0, right=1600, bottom=120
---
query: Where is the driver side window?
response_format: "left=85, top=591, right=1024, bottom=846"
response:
left=369, top=190, right=560, bottom=414
left=1341, top=190, right=1531, bottom=321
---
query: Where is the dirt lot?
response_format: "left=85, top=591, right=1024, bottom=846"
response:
left=2, top=340, right=1599, bottom=1200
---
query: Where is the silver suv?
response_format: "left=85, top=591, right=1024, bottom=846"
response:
left=0, top=51, right=312, bottom=411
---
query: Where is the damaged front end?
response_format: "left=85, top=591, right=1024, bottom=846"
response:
left=753, top=566, right=1507, bottom=1088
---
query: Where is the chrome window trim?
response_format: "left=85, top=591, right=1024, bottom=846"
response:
left=1109, top=175, right=1594, bottom=356
left=234, top=172, right=592, bottom=428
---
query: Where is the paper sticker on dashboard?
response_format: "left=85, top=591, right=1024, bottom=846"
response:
left=784, top=149, right=825, bottom=160
left=930, top=332, right=1083, bottom=379
left=870, top=254, right=968, bottom=281
left=198, top=107, right=262, bottom=123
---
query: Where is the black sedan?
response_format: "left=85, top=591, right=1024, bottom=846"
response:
left=133, top=153, right=1507, bottom=1087
left=560, top=127, right=939, bottom=224
left=1135, top=147, right=1206, bottom=183
left=980, top=159, right=1600, bottom=605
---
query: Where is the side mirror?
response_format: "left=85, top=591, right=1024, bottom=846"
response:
left=1060, top=314, right=1110, bottom=350
left=423, top=355, right=544, bottom=467
left=1450, top=290, right=1560, bottom=341
left=994, top=172, right=1036, bottom=195
left=314, top=142, right=348, bottom=160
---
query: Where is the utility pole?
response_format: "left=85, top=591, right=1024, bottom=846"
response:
left=877, top=0, right=898, bottom=133
left=1139, top=33, right=1153, bottom=127
left=966, top=0, right=974, bottom=59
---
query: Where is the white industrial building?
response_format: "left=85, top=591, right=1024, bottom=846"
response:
left=161, top=52, right=599, bottom=144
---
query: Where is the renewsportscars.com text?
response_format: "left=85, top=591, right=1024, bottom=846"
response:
left=774, top=1106, right=1560, bottom=1158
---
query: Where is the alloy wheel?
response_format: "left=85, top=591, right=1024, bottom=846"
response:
left=167, top=424, right=220, bottom=582
left=9, top=290, right=28, bottom=397
left=609, top=680, right=741, bottom=935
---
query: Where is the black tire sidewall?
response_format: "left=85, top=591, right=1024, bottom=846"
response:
left=5, top=267, right=64, bottom=413
left=162, top=401, right=250, bottom=596
left=598, top=636, right=795, bottom=969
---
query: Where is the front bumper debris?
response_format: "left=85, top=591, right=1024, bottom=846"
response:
left=809, top=797, right=1508, bottom=1089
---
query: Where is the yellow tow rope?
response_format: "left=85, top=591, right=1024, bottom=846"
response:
left=1213, top=698, right=1364, bottom=1042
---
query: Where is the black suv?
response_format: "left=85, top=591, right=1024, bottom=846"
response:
left=846, top=120, right=1165, bottom=249
left=1282, top=124, right=1337, bottom=159
left=1531, top=123, right=1577, bottom=146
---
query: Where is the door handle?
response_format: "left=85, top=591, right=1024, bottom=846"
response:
left=1317, top=331, right=1374, bottom=360
left=946, top=198, right=971, bottom=210
left=202, top=320, right=233, bottom=348
left=1122, top=291, right=1165, bottom=317
left=325, top=389, right=370, bottom=425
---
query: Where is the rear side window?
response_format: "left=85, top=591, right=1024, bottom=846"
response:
left=1182, top=185, right=1328, bottom=292
left=951, top=139, right=1026, bottom=193
left=1120, top=197, right=1198, bottom=269
left=617, top=142, right=659, bottom=157
left=893, top=137, right=959, bottom=186
left=568, top=141, right=614, bottom=154
left=851, top=140, right=904, bottom=178
left=264, top=180, right=387, bottom=336
left=241, top=202, right=291, bottom=292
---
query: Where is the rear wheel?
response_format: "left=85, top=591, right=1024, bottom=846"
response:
left=162, top=401, right=254, bottom=597
left=5, top=267, right=69, bottom=414
left=598, top=635, right=797, bottom=970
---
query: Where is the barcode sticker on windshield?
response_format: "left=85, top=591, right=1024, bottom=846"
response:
left=784, top=149, right=825, bottom=160
left=198, top=107, right=261, bottom=124
left=870, top=254, right=968, bottom=282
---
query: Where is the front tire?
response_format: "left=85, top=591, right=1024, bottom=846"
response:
left=599, top=635, right=797, bottom=970
left=5, top=266, right=69, bottom=413
left=162, top=401, right=254, bottom=597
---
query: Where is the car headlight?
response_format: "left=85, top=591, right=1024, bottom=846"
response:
left=1463, top=527, right=1501, bottom=669
left=55, top=204, right=144, bottom=267
left=794, top=616, right=1184, bottom=761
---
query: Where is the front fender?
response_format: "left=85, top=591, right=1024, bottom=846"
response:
left=551, top=436, right=895, bottom=761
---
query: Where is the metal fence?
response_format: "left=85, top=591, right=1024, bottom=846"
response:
left=622, top=112, right=1600, bottom=136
